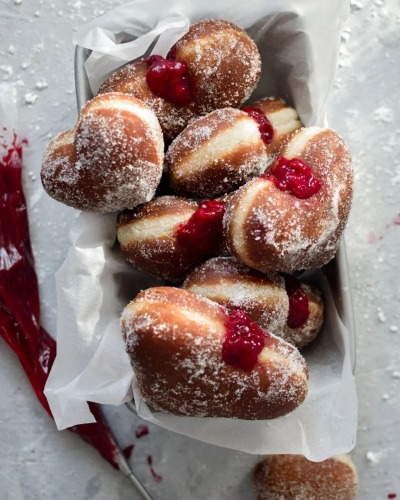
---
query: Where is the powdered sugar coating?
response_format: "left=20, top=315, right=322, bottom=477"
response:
left=183, top=257, right=324, bottom=349
left=98, top=60, right=197, bottom=141
left=173, top=19, right=261, bottom=114
left=183, top=257, right=289, bottom=334
left=167, top=108, right=270, bottom=198
left=121, top=286, right=308, bottom=420
left=41, top=92, right=164, bottom=213
left=253, top=454, right=358, bottom=500
left=246, top=96, right=303, bottom=155
left=117, top=196, right=200, bottom=282
left=225, top=127, right=354, bottom=272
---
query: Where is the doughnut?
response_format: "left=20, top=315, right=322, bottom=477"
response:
left=253, top=454, right=358, bottom=500
left=98, top=60, right=197, bottom=141
left=170, top=19, right=261, bottom=114
left=183, top=258, right=324, bottom=349
left=282, top=275, right=324, bottom=349
left=224, top=126, right=354, bottom=272
left=166, top=108, right=270, bottom=198
left=98, top=20, right=261, bottom=140
left=242, top=97, right=303, bottom=155
left=41, top=92, right=164, bottom=213
left=183, top=257, right=289, bottom=334
left=121, top=286, right=309, bottom=419
left=117, top=196, right=226, bottom=282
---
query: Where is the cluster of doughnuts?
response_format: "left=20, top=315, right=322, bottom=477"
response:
left=183, top=257, right=324, bottom=349
left=113, top=19, right=353, bottom=420
left=42, top=19, right=354, bottom=423
left=253, top=454, right=358, bottom=499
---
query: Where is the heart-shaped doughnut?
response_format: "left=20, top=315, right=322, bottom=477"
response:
left=121, top=286, right=309, bottom=420
left=224, top=127, right=354, bottom=272
left=41, top=92, right=164, bottom=213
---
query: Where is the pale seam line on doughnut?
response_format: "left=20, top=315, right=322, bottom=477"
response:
left=230, top=181, right=266, bottom=259
left=122, top=300, right=225, bottom=338
left=281, top=126, right=322, bottom=159
left=186, top=282, right=284, bottom=305
left=258, top=347, right=307, bottom=382
left=332, top=455, right=357, bottom=474
left=81, top=96, right=164, bottom=162
left=117, top=212, right=191, bottom=244
left=51, top=128, right=75, bottom=149
left=267, top=107, right=302, bottom=137
left=172, top=118, right=263, bottom=178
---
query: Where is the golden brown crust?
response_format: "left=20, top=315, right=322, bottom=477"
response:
left=225, top=127, right=354, bottom=272
left=121, top=286, right=309, bottom=419
left=253, top=454, right=358, bottom=500
left=183, top=257, right=289, bottom=334
left=41, top=92, right=164, bottom=213
left=117, top=196, right=200, bottom=282
left=173, top=20, right=261, bottom=114
left=41, top=127, right=89, bottom=209
left=183, top=257, right=324, bottom=349
left=166, top=108, right=269, bottom=198
left=98, top=60, right=197, bottom=140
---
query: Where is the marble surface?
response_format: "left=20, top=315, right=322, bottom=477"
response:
left=0, top=0, right=399, bottom=498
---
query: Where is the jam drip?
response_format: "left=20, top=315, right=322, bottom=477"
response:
left=241, top=107, right=274, bottom=145
left=146, top=54, right=193, bottom=106
left=284, top=275, right=309, bottom=329
left=265, top=156, right=321, bottom=199
left=0, top=129, right=119, bottom=469
left=176, top=200, right=225, bottom=257
left=222, top=309, right=270, bottom=372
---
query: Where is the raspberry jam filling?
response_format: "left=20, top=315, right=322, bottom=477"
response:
left=284, top=275, right=309, bottom=329
left=176, top=200, right=225, bottom=257
left=222, top=309, right=270, bottom=372
left=0, top=129, right=120, bottom=469
left=146, top=55, right=193, bottom=106
left=265, top=156, right=321, bottom=199
left=241, top=107, right=274, bottom=145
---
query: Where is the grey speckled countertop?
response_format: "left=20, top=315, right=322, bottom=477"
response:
left=0, top=0, right=399, bottom=499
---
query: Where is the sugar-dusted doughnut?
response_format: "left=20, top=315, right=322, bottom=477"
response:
left=169, top=19, right=261, bottom=114
left=98, top=60, right=197, bottom=141
left=121, top=287, right=308, bottom=419
left=183, top=257, right=289, bottom=334
left=183, top=258, right=324, bottom=349
left=225, top=127, right=354, bottom=272
left=117, top=196, right=226, bottom=282
left=242, top=97, right=303, bottom=155
left=282, top=275, right=324, bottom=349
left=166, top=108, right=270, bottom=198
left=41, top=92, right=164, bottom=213
left=253, top=454, right=358, bottom=500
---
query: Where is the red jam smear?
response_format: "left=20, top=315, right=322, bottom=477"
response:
left=388, top=494, right=397, bottom=499
left=0, top=129, right=120, bottom=470
left=123, top=444, right=134, bottom=460
left=222, top=309, right=270, bottom=372
left=265, top=156, right=321, bottom=199
left=146, top=54, right=193, bottom=106
left=147, top=455, right=163, bottom=482
left=284, top=275, right=309, bottom=329
left=135, top=425, right=149, bottom=438
left=241, top=107, right=274, bottom=145
left=176, top=200, right=225, bottom=257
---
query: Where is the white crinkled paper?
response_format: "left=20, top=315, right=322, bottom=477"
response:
left=44, top=0, right=357, bottom=460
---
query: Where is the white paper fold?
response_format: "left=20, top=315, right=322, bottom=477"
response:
left=45, top=0, right=356, bottom=460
